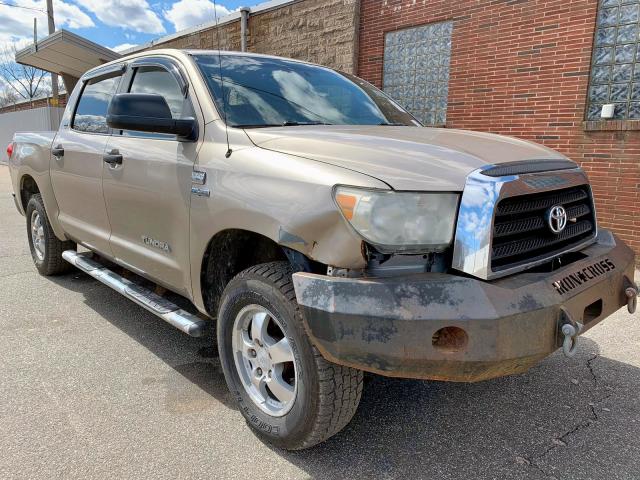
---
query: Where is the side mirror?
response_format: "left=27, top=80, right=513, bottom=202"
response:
left=107, top=93, right=197, bottom=141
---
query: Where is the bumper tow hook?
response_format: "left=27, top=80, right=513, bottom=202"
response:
left=625, top=283, right=638, bottom=314
left=561, top=322, right=584, bottom=358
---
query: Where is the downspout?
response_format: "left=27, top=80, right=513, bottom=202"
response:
left=240, top=7, right=250, bottom=52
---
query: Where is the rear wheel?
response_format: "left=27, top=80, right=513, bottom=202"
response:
left=217, top=261, right=363, bottom=450
left=26, top=194, right=75, bottom=276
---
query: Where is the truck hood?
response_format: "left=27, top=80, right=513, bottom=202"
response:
left=245, top=125, right=568, bottom=191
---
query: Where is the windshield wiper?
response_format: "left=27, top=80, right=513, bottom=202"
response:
left=378, top=122, right=406, bottom=126
left=282, top=121, right=331, bottom=126
left=233, top=121, right=332, bottom=129
left=232, top=124, right=282, bottom=129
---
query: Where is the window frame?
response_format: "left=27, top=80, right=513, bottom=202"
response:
left=70, top=63, right=126, bottom=136
left=114, top=56, right=197, bottom=141
left=585, top=1, right=640, bottom=122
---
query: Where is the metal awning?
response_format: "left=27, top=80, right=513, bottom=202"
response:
left=15, top=29, right=121, bottom=91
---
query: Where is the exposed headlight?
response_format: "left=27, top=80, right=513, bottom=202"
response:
left=334, top=186, right=459, bottom=253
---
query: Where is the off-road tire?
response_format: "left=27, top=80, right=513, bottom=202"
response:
left=217, top=261, right=363, bottom=450
left=26, top=194, right=75, bottom=276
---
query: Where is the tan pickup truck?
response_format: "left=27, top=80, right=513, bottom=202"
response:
left=8, top=49, right=638, bottom=450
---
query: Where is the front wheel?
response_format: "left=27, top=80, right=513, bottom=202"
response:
left=217, top=261, right=363, bottom=450
left=26, top=194, right=75, bottom=276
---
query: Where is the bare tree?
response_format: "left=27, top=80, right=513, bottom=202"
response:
left=0, top=86, right=18, bottom=108
left=0, top=43, right=49, bottom=101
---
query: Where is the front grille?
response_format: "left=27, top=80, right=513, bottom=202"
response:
left=491, top=185, right=596, bottom=271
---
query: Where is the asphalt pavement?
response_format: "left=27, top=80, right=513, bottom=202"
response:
left=0, top=164, right=639, bottom=480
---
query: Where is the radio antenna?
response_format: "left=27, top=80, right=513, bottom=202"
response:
left=212, top=0, right=232, bottom=158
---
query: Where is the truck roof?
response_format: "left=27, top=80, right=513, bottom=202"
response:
left=82, top=48, right=321, bottom=80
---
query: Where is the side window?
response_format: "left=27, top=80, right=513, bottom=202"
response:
left=72, top=75, right=121, bottom=134
left=123, top=65, right=194, bottom=138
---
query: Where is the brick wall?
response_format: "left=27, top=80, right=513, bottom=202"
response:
left=359, top=0, right=640, bottom=257
left=149, top=0, right=360, bottom=73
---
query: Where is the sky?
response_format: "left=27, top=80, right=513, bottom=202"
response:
left=0, top=0, right=251, bottom=53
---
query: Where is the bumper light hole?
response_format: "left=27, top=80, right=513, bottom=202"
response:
left=432, top=326, right=468, bottom=353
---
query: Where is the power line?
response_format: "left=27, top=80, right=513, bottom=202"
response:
left=0, top=1, right=46, bottom=13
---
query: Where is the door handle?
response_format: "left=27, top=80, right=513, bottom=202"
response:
left=103, top=150, right=123, bottom=166
left=52, top=145, right=64, bottom=158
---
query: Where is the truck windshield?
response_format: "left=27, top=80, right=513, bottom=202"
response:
left=193, top=54, right=421, bottom=128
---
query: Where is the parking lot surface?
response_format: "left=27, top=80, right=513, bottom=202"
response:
left=1, top=164, right=639, bottom=479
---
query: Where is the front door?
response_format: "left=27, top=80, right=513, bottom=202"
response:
left=50, top=68, right=124, bottom=255
left=102, top=59, right=199, bottom=295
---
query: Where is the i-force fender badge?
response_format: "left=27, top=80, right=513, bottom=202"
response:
left=552, top=258, right=615, bottom=295
left=142, top=235, right=171, bottom=253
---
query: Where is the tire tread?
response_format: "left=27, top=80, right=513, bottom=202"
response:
left=27, top=194, right=75, bottom=276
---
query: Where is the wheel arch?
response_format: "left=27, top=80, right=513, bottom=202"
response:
left=16, top=168, right=67, bottom=241
left=198, top=228, right=321, bottom=317
left=19, top=174, right=40, bottom=212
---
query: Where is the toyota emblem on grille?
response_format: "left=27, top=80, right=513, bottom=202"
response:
left=546, top=205, right=568, bottom=234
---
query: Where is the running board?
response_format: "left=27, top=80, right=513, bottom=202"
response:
left=62, top=250, right=208, bottom=337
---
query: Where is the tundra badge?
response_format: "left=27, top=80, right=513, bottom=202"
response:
left=142, top=235, right=171, bottom=253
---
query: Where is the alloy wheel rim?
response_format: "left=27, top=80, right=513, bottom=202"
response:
left=232, top=304, right=298, bottom=417
left=30, top=210, right=45, bottom=261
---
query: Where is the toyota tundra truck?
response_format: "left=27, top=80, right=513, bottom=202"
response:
left=7, top=49, right=638, bottom=450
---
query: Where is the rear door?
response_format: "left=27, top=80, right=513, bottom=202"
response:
left=50, top=66, right=124, bottom=255
left=102, top=57, right=200, bottom=295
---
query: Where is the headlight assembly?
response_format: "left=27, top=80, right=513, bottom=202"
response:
left=334, top=186, right=459, bottom=253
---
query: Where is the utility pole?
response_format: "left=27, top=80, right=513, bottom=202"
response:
left=45, top=0, right=58, bottom=105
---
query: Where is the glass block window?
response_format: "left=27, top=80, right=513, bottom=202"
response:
left=383, top=22, right=453, bottom=126
left=587, top=0, right=640, bottom=120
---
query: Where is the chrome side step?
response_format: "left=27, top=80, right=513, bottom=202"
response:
left=62, top=250, right=208, bottom=337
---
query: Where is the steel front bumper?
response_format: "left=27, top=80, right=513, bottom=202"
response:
left=292, top=231, right=637, bottom=382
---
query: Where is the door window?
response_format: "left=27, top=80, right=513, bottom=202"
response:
left=72, top=75, right=121, bottom=134
left=123, top=65, right=195, bottom=139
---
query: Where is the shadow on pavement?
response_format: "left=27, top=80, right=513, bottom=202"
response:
left=50, top=271, right=237, bottom=410
left=50, top=271, right=640, bottom=480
